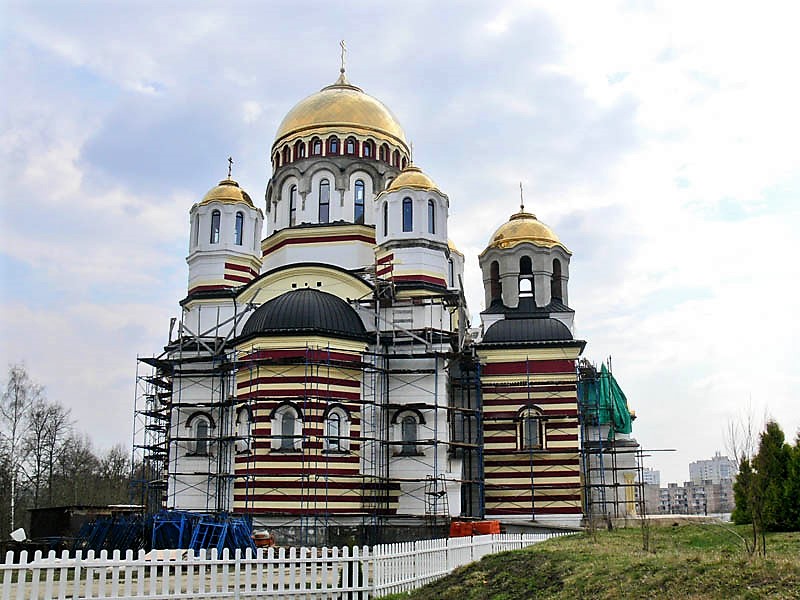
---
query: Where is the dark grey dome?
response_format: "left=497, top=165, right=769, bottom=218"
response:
left=482, top=317, right=573, bottom=344
left=241, top=289, right=367, bottom=341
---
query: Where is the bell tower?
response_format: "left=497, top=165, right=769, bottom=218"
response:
left=187, top=173, right=263, bottom=296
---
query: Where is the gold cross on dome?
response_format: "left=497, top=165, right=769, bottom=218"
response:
left=228, top=156, right=233, bottom=179
left=340, top=40, right=347, bottom=74
left=519, top=182, right=525, bottom=212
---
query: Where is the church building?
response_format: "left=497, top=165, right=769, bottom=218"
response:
left=136, top=63, right=638, bottom=544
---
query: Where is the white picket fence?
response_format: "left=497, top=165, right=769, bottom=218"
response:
left=1, top=532, right=570, bottom=599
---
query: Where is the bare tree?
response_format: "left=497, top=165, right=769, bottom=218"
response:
left=23, top=399, right=72, bottom=508
left=0, top=364, right=43, bottom=531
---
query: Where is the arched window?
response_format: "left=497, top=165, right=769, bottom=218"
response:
left=327, top=136, right=339, bottom=156
left=327, top=412, right=341, bottom=450
left=551, top=259, right=563, bottom=301
left=294, top=140, right=306, bottom=159
left=402, top=197, right=413, bottom=232
left=401, top=157, right=408, bottom=169
left=401, top=416, right=418, bottom=455
left=382, top=202, right=388, bottom=236
left=448, top=258, right=455, bottom=288
left=210, top=210, right=221, bottom=243
left=518, top=407, right=544, bottom=451
left=282, top=145, right=291, bottom=164
left=289, top=185, right=297, bottom=226
left=519, top=256, right=534, bottom=297
left=234, top=212, right=244, bottom=245
left=235, top=408, right=251, bottom=454
left=319, top=179, right=330, bottom=223
left=280, top=411, right=295, bottom=450
left=490, top=261, right=501, bottom=304
left=192, top=214, right=199, bottom=246
left=392, top=149, right=401, bottom=167
left=363, top=140, right=373, bottom=158
left=274, top=152, right=281, bottom=168
left=195, top=419, right=209, bottom=455
left=271, top=404, right=302, bottom=451
left=311, top=137, right=322, bottom=156
left=427, top=199, right=436, bottom=234
left=380, top=144, right=389, bottom=162
left=354, top=180, right=365, bottom=224
left=345, top=137, right=357, bottom=155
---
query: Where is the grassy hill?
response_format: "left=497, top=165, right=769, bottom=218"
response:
left=380, top=523, right=800, bottom=600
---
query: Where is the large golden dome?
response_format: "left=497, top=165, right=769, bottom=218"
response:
left=485, top=210, right=569, bottom=253
left=273, top=73, right=408, bottom=149
left=385, top=165, right=440, bottom=193
left=198, top=178, right=254, bottom=207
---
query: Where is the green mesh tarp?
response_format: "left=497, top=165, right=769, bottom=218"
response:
left=578, top=364, right=633, bottom=439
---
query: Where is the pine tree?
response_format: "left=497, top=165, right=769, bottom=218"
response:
left=753, top=421, right=791, bottom=531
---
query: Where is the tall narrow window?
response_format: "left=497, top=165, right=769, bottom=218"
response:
left=192, top=214, right=199, bottom=246
left=382, top=202, right=388, bottom=236
left=354, top=179, right=365, bottom=224
left=519, top=256, right=534, bottom=297
left=274, top=153, right=281, bottom=168
left=326, top=413, right=341, bottom=451
left=363, top=140, right=373, bottom=158
left=210, top=210, right=221, bottom=243
left=319, top=179, right=330, bottom=223
left=402, top=197, right=413, bottom=232
left=312, top=137, right=322, bottom=156
left=401, top=416, right=417, bottom=455
left=234, top=212, right=244, bottom=245
left=282, top=146, right=291, bottom=165
left=280, top=410, right=295, bottom=450
left=380, top=144, right=389, bottom=162
left=427, top=199, right=436, bottom=234
left=289, top=185, right=297, bottom=226
left=328, top=137, right=339, bottom=155
left=294, top=140, right=306, bottom=159
left=519, top=408, right=544, bottom=450
left=401, top=157, right=408, bottom=169
left=345, top=137, right=356, bottom=155
left=392, top=149, right=401, bottom=167
left=195, top=420, right=209, bottom=455
left=490, top=261, right=501, bottom=304
left=448, top=259, right=455, bottom=288
left=551, top=259, right=563, bottom=301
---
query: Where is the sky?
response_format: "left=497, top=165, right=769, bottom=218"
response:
left=1, top=1, right=798, bottom=485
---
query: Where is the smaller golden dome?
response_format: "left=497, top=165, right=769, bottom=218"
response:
left=486, top=210, right=569, bottom=253
left=448, top=239, right=464, bottom=256
left=199, top=179, right=254, bottom=207
left=385, top=165, right=440, bottom=193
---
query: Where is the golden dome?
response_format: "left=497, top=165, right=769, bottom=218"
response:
left=485, top=210, right=570, bottom=253
left=199, top=179, right=254, bottom=207
left=274, top=74, right=408, bottom=149
left=448, top=239, right=464, bottom=256
left=385, top=165, right=440, bottom=193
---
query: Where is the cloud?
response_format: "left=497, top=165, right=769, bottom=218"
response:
left=1, top=1, right=799, bottom=485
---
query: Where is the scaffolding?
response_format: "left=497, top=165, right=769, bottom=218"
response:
left=577, top=359, right=647, bottom=523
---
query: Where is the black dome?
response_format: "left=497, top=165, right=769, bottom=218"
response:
left=241, top=289, right=367, bottom=341
left=482, top=317, right=573, bottom=344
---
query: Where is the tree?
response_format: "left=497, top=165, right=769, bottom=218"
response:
left=22, top=398, right=72, bottom=508
left=753, top=421, right=790, bottom=531
left=782, top=434, right=800, bottom=531
left=0, top=364, right=43, bottom=531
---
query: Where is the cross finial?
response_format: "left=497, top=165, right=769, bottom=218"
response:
left=519, top=182, right=525, bottom=212
left=340, top=40, right=347, bottom=75
left=227, top=156, right=233, bottom=179
left=410, top=141, right=414, bottom=164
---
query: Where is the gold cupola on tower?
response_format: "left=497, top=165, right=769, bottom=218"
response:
left=485, top=209, right=569, bottom=253
left=273, top=72, right=408, bottom=151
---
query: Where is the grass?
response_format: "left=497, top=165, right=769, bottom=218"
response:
left=379, top=523, right=800, bottom=600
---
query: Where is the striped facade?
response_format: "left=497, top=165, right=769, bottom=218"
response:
left=232, top=338, right=400, bottom=516
left=478, top=349, right=583, bottom=518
